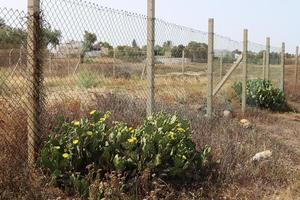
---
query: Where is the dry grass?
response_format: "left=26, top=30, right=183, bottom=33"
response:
left=1, top=91, right=299, bottom=199
left=0, top=59, right=299, bottom=199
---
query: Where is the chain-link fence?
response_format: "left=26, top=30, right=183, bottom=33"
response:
left=0, top=0, right=286, bottom=176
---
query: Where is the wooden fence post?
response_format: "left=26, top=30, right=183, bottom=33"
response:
left=220, top=52, right=223, bottom=80
left=146, top=0, right=155, bottom=117
left=281, top=42, right=285, bottom=92
left=27, top=0, right=41, bottom=167
left=181, top=50, right=185, bottom=75
left=113, top=48, right=116, bottom=78
left=242, top=29, right=248, bottom=114
left=262, top=50, right=266, bottom=79
left=295, top=46, right=299, bottom=90
left=207, top=18, right=214, bottom=118
left=266, top=37, right=270, bottom=80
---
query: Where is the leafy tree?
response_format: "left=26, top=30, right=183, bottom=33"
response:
left=171, top=44, right=185, bottom=58
left=0, top=23, right=61, bottom=49
left=163, top=40, right=172, bottom=49
left=98, top=41, right=113, bottom=50
left=222, top=53, right=235, bottom=63
left=116, top=45, right=144, bottom=63
left=132, top=39, right=138, bottom=48
left=83, top=31, right=97, bottom=52
left=232, top=49, right=242, bottom=55
left=185, top=41, right=208, bottom=62
left=42, top=28, right=61, bottom=49
left=94, top=41, right=114, bottom=56
left=154, top=45, right=164, bottom=56
left=0, top=27, right=26, bottom=48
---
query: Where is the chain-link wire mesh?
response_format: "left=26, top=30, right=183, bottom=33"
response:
left=154, top=19, right=208, bottom=107
left=0, top=7, right=31, bottom=163
left=40, top=0, right=149, bottom=121
left=212, top=34, right=243, bottom=108
left=0, top=0, right=285, bottom=182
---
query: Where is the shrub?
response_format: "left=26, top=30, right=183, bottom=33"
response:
left=77, top=71, right=98, bottom=88
left=39, top=111, right=211, bottom=197
left=233, top=79, right=288, bottom=111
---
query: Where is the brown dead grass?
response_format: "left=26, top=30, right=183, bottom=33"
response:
left=0, top=61, right=299, bottom=199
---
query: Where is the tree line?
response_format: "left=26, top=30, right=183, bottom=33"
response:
left=0, top=20, right=283, bottom=65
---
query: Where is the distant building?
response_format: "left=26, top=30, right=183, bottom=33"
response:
left=55, top=41, right=83, bottom=58
left=154, top=56, right=191, bottom=64
left=55, top=41, right=109, bottom=58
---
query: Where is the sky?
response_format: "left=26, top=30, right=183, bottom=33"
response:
left=0, top=0, right=299, bottom=52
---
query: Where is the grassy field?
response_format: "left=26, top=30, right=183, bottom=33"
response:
left=0, top=57, right=299, bottom=199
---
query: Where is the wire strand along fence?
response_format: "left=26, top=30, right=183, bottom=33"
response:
left=0, top=0, right=293, bottom=169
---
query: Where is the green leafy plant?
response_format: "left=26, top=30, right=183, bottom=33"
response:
left=77, top=71, right=98, bottom=88
left=39, top=111, right=212, bottom=197
left=233, top=79, right=288, bottom=111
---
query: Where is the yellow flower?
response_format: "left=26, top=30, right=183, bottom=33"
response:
left=129, top=127, right=135, bottom=133
left=90, top=110, right=97, bottom=115
left=87, top=131, right=93, bottom=136
left=127, top=136, right=137, bottom=143
left=73, top=121, right=80, bottom=126
left=99, top=118, right=105, bottom=122
left=73, top=139, right=79, bottom=145
left=104, top=111, right=111, bottom=119
left=62, top=153, right=70, bottom=159
left=177, top=127, right=185, bottom=132
left=168, top=132, right=176, bottom=140
left=54, top=146, right=61, bottom=150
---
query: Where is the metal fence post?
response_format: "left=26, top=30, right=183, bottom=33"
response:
left=242, top=29, right=248, bottom=114
left=295, top=46, right=299, bottom=90
left=181, top=50, right=185, bottom=75
left=207, top=18, right=214, bottom=118
left=146, top=0, right=155, bottom=117
left=266, top=37, right=270, bottom=80
left=27, top=0, right=41, bottom=167
left=281, top=42, right=285, bottom=92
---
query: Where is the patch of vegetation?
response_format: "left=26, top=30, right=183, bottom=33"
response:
left=39, top=111, right=212, bottom=198
left=233, top=79, right=288, bottom=111
left=77, top=71, right=98, bottom=88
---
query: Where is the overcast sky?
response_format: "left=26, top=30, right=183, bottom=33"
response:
left=0, top=0, right=299, bottom=52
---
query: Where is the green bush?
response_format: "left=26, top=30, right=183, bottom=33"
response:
left=39, top=111, right=211, bottom=197
left=77, top=71, right=98, bottom=88
left=233, top=79, right=288, bottom=111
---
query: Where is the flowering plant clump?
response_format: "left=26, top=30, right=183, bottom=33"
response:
left=39, top=111, right=211, bottom=197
